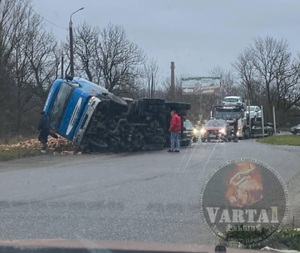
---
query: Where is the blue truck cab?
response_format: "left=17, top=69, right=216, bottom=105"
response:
left=43, top=77, right=110, bottom=146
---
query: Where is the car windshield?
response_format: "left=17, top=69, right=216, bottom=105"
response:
left=224, top=98, right=239, bottom=102
left=205, top=120, right=226, bottom=127
left=1, top=0, right=300, bottom=252
left=215, top=110, right=242, bottom=120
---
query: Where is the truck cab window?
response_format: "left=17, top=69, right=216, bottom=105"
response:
left=50, top=83, right=74, bottom=130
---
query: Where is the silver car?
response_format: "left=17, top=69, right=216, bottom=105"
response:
left=246, top=106, right=262, bottom=119
left=222, top=96, right=243, bottom=106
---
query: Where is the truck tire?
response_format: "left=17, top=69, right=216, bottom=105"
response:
left=145, top=136, right=165, bottom=144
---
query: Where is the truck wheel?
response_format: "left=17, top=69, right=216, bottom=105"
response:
left=145, top=136, right=165, bottom=144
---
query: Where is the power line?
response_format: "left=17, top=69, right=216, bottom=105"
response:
left=42, top=17, right=67, bottom=30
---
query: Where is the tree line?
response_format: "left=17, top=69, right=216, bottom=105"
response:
left=182, top=37, right=300, bottom=127
left=0, top=0, right=299, bottom=140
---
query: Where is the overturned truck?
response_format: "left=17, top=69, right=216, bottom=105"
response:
left=43, top=77, right=191, bottom=152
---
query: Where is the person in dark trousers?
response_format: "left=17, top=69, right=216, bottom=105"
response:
left=38, top=111, right=51, bottom=151
left=168, top=110, right=182, bottom=152
left=231, top=118, right=238, bottom=142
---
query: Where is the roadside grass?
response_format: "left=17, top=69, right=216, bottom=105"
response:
left=269, top=227, right=300, bottom=251
left=256, top=135, right=300, bottom=146
left=0, top=147, right=41, bottom=161
left=224, top=226, right=300, bottom=250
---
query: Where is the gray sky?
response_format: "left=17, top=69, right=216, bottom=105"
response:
left=32, top=0, right=300, bottom=80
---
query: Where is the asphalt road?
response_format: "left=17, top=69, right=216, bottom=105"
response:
left=0, top=138, right=299, bottom=245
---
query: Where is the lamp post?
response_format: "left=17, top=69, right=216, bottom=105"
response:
left=69, top=7, right=84, bottom=77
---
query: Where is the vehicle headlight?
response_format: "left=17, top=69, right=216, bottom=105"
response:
left=219, top=128, right=226, bottom=134
left=200, top=128, right=206, bottom=134
left=193, top=128, right=199, bottom=135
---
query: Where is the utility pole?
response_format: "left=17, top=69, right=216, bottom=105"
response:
left=69, top=7, right=84, bottom=77
left=273, top=106, right=277, bottom=135
left=61, top=53, right=64, bottom=78
left=261, top=105, right=265, bottom=137
left=170, top=62, right=175, bottom=100
left=151, top=73, right=154, bottom=98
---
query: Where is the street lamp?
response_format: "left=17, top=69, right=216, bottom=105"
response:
left=69, top=7, right=84, bottom=77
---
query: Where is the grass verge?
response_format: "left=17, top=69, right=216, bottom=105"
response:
left=256, top=135, right=300, bottom=146
left=0, top=147, right=42, bottom=161
left=224, top=226, right=300, bottom=250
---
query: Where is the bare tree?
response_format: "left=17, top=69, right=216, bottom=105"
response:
left=211, top=66, right=239, bottom=99
left=0, top=0, right=60, bottom=136
left=73, top=23, right=146, bottom=95
left=162, top=77, right=183, bottom=101
left=98, top=24, right=145, bottom=92
left=233, top=49, right=264, bottom=104
left=23, top=10, right=60, bottom=103
left=143, top=58, right=159, bottom=98
left=12, top=3, right=60, bottom=133
left=234, top=36, right=300, bottom=121
left=74, top=22, right=101, bottom=83
left=0, top=0, right=35, bottom=134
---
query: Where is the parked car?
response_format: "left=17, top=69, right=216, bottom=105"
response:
left=246, top=106, right=262, bottom=119
left=222, top=96, right=243, bottom=106
left=290, top=124, right=300, bottom=135
left=200, top=119, right=228, bottom=142
left=183, top=119, right=199, bottom=143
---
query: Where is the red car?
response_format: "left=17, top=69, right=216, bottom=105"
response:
left=200, top=119, right=228, bottom=142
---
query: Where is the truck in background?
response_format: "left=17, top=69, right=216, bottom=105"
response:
left=43, top=77, right=192, bottom=152
left=212, top=105, right=274, bottom=139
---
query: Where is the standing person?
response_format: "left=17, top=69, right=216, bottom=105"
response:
left=232, top=118, right=238, bottom=142
left=38, top=111, right=50, bottom=152
left=168, top=110, right=182, bottom=152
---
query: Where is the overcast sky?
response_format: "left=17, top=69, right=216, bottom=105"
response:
left=31, top=0, right=300, bottom=80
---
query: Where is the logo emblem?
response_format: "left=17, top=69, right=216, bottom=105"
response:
left=200, top=158, right=288, bottom=246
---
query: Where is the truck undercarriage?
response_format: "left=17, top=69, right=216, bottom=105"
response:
left=79, top=96, right=191, bottom=153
